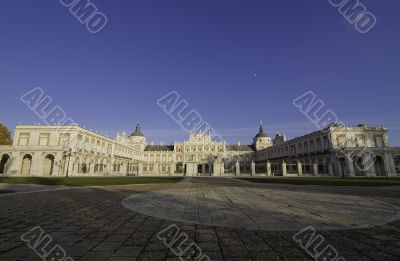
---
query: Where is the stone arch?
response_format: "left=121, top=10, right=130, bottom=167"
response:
left=101, top=158, right=107, bottom=172
left=43, top=154, right=55, bottom=176
left=374, top=156, right=386, bottom=177
left=353, top=157, right=366, bottom=176
left=79, top=156, right=87, bottom=173
left=0, top=154, right=10, bottom=174
left=73, top=156, right=80, bottom=175
left=81, top=161, right=88, bottom=174
left=337, top=157, right=346, bottom=177
left=21, top=154, right=33, bottom=176
left=395, top=155, right=400, bottom=174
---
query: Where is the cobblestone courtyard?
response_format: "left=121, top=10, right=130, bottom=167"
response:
left=1, top=177, right=400, bottom=260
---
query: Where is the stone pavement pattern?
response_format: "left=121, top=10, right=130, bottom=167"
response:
left=0, top=177, right=400, bottom=260
left=122, top=179, right=400, bottom=231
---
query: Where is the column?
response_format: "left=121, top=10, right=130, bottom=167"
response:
left=282, top=161, right=287, bottom=176
left=67, top=157, right=74, bottom=177
left=154, top=163, right=159, bottom=175
left=121, top=162, right=128, bottom=176
left=169, top=163, right=175, bottom=176
left=384, top=152, right=396, bottom=177
left=267, top=161, right=271, bottom=176
left=220, top=161, right=225, bottom=175
left=89, top=162, right=95, bottom=175
left=235, top=161, right=240, bottom=176
left=138, top=162, right=143, bottom=176
left=328, top=164, right=334, bottom=176
left=30, top=153, right=41, bottom=176
left=345, top=156, right=355, bottom=177
left=313, top=161, right=318, bottom=176
left=189, top=163, right=196, bottom=176
left=6, top=152, right=20, bottom=176
left=213, top=160, right=220, bottom=176
left=251, top=161, right=255, bottom=176
left=389, top=153, right=397, bottom=177
left=366, top=153, right=376, bottom=177
left=297, top=161, right=302, bottom=176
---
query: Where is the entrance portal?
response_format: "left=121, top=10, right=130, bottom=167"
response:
left=21, top=154, right=32, bottom=176
left=0, top=154, right=10, bottom=174
left=43, top=154, right=55, bottom=176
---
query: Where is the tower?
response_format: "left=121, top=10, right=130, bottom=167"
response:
left=253, top=121, right=272, bottom=151
left=129, top=123, right=147, bottom=150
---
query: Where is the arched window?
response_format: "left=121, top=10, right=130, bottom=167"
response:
left=43, top=154, right=55, bottom=176
left=374, top=156, right=386, bottom=177
left=21, top=154, right=33, bottom=175
left=394, top=156, right=400, bottom=174
left=81, top=163, right=87, bottom=173
left=353, top=157, right=366, bottom=176
left=0, top=154, right=10, bottom=174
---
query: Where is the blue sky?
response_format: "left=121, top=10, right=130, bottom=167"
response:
left=0, top=0, right=399, bottom=145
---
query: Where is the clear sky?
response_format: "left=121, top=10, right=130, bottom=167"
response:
left=1, top=0, right=399, bottom=145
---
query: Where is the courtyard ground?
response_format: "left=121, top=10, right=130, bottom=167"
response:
left=237, top=176, right=400, bottom=186
left=0, top=177, right=183, bottom=186
left=0, top=177, right=400, bottom=260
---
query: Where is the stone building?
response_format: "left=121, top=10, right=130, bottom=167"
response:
left=0, top=122, right=399, bottom=177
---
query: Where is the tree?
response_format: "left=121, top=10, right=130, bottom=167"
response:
left=0, top=124, right=12, bottom=145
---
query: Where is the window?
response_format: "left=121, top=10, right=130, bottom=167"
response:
left=375, top=136, right=384, bottom=147
left=18, top=133, right=30, bottom=146
left=59, top=133, right=70, bottom=146
left=337, top=135, right=346, bottom=147
left=355, top=135, right=365, bottom=147
left=39, top=133, right=50, bottom=146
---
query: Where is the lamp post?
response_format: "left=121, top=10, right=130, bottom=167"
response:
left=65, top=148, right=73, bottom=178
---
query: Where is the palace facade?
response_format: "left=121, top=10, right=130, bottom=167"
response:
left=0, top=123, right=399, bottom=177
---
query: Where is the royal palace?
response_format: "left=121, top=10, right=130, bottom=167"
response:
left=0, top=122, right=399, bottom=178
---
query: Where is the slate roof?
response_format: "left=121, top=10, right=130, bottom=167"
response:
left=226, top=145, right=255, bottom=152
left=255, top=123, right=268, bottom=138
left=130, top=123, right=145, bottom=137
left=145, top=145, right=175, bottom=151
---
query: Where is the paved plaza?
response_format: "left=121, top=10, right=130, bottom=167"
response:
left=1, top=177, right=400, bottom=260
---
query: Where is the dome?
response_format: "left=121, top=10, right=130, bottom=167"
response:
left=130, top=123, right=145, bottom=137
left=255, top=121, right=268, bottom=138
